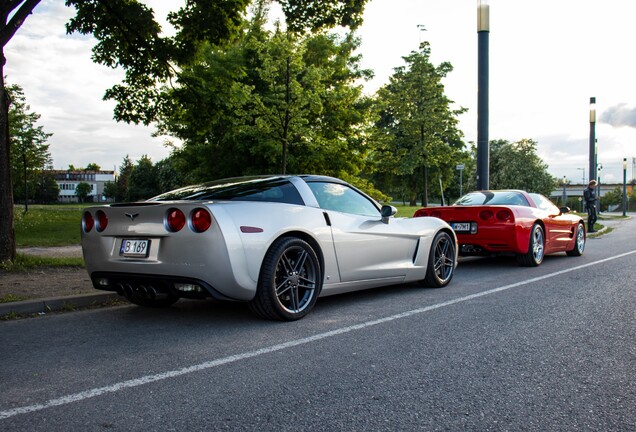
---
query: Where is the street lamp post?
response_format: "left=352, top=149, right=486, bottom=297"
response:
left=562, top=176, right=567, bottom=207
left=623, top=158, right=628, bottom=216
left=589, top=97, right=596, bottom=184
left=577, top=167, right=585, bottom=184
left=476, top=0, right=489, bottom=190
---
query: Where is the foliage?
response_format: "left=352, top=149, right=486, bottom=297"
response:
left=462, top=139, right=558, bottom=196
left=74, top=182, right=92, bottom=202
left=115, top=155, right=133, bottom=202
left=85, top=163, right=101, bottom=171
left=0, top=254, right=84, bottom=272
left=7, top=83, right=54, bottom=207
left=102, top=181, right=117, bottom=200
left=370, top=42, right=467, bottom=206
left=159, top=13, right=373, bottom=183
left=127, top=155, right=160, bottom=201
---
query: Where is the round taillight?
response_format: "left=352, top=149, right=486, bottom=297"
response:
left=83, top=211, right=94, bottom=233
left=166, top=208, right=186, bottom=232
left=479, top=210, right=494, bottom=220
left=496, top=210, right=512, bottom=221
left=95, top=210, right=108, bottom=232
left=431, top=210, right=442, bottom=218
left=414, top=210, right=428, bottom=217
left=190, top=208, right=212, bottom=233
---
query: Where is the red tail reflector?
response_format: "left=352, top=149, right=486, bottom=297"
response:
left=166, top=208, right=186, bottom=232
left=191, top=208, right=212, bottom=233
left=414, top=209, right=428, bottom=217
left=431, top=210, right=442, bottom=218
left=496, top=210, right=512, bottom=221
left=96, top=210, right=108, bottom=232
left=83, top=211, right=94, bottom=233
left=479, top=210, right=494, bottom=220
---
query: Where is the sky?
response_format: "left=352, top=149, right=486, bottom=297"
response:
left=6, top=0, right=636, bottom=185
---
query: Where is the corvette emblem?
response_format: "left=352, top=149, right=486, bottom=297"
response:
left=125, top=213, right=140, bottom=221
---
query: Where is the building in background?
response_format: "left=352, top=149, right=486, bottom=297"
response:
left=50, top=170, right=116, bottom=203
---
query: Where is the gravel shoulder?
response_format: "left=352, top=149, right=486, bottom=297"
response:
left=1, top=246, right=93, bottom=301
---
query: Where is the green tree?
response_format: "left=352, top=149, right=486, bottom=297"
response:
left=75, top=182, right=92, bottom=202
left=1, top=0, right=369, bottom=263
left=115, top=155, right=134, bottom=202
left=160, top=12, right=372, bottom=182
left=33, top=171, right=59, bottom=203
left=370, top=42, right=466, bottom=206
left=85, top=163, right=101, bottom=171
left=8, top=84, right=53, bottom=211
left=487, top=139, right=558, bottom=196
left=127, top=155, right=159, bottom=201
left=103, top=181, right=117, bottom=201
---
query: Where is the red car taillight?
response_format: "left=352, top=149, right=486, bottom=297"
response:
left=496, top=209, right=512, bottom=221
left=190, top=208, right=212, bottom=233
left=430, top=210, right=442, bottom=218
left=83, top=211, right=94, bottom=233
left=413, top=209, right=428, bottom=217
left=166, top=208, right=186, bottom=232
left=479, top=210, right=494, bottom=220
left=95, top=210, right=108, bottom=232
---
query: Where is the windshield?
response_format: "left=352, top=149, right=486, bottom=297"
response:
left=149, top=177, right=305, bottom=205
left=454, top=191, right=530, bottom=206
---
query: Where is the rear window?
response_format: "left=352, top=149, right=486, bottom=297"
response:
left=454, top=191, right=529, bottom=206
left=150, top=177, right=305, bottom=205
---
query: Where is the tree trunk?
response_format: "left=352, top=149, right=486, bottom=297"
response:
left=0, top=60, right=16, bottom=262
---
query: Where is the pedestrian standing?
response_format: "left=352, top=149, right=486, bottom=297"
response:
left=583, top=180, right=598, bottom=233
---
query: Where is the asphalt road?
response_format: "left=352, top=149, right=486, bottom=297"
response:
left=1, top=217, right=635, bottom=431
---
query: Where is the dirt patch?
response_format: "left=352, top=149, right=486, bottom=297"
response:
left=3, top=246, right=92, bottom=300
left=0, top=267, right=95, bottom=300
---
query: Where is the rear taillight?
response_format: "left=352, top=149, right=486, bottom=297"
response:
left=496, top=210, right=512, bottom=221
left=83, top=211, right=94, bottom=233
left=190, top=208, right=212, bottom=233
left=479, top=210, right=494, bottom=220
left=431, top=210, right=442, bottom=218
left=95, top=210, right=108, bottom=232
left=166, top=208, right=186, bottom=232
left=414, top=210, right=428, bottom=217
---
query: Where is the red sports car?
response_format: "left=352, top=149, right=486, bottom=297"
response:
left=414, top=190, right=586, bottom=266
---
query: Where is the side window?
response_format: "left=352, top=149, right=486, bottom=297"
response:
left=530, top=193, right=557, bottom=212
left=307, top=182, right=380, bottom=217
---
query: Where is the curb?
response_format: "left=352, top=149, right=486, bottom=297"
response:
left=0, top=292, right=121, bottom=317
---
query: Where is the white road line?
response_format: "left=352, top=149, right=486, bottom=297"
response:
left=2, top=250, right=635, bottom=421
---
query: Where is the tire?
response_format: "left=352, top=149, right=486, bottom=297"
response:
left=516, top=223, right=544, bottom=267
left=422, top=231, right=456, bottom=288
left=248, top=237, right=321, bottom=321
left=566, top=222, right=586, bottom=257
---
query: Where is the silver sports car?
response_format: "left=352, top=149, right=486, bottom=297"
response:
left=81, top=175, right=457, bottom=320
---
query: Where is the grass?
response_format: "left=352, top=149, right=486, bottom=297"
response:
left=0, top=254, right=84, bottom=272
left=14, top=204, right=84, bottom=247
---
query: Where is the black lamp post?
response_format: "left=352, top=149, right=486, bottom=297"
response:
left=477, top=0, right=489, bottom=190
left=589, top=97, right=596, bottom=183
left=623, top=158, right=628, bottom=216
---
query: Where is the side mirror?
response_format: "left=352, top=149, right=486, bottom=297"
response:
left=559, top=206, right=570, bottom=214
left=380, top=205, right=397, bottom=224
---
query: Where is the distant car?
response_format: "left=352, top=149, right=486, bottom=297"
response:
left=414, top=190, right=586, bottom=266
left=81, top=175, right=458, bottom=321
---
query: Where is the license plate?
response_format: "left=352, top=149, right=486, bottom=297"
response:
left=119, top=239, right=150, bottom=257
left=452, top=222, right=471, bottom=232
